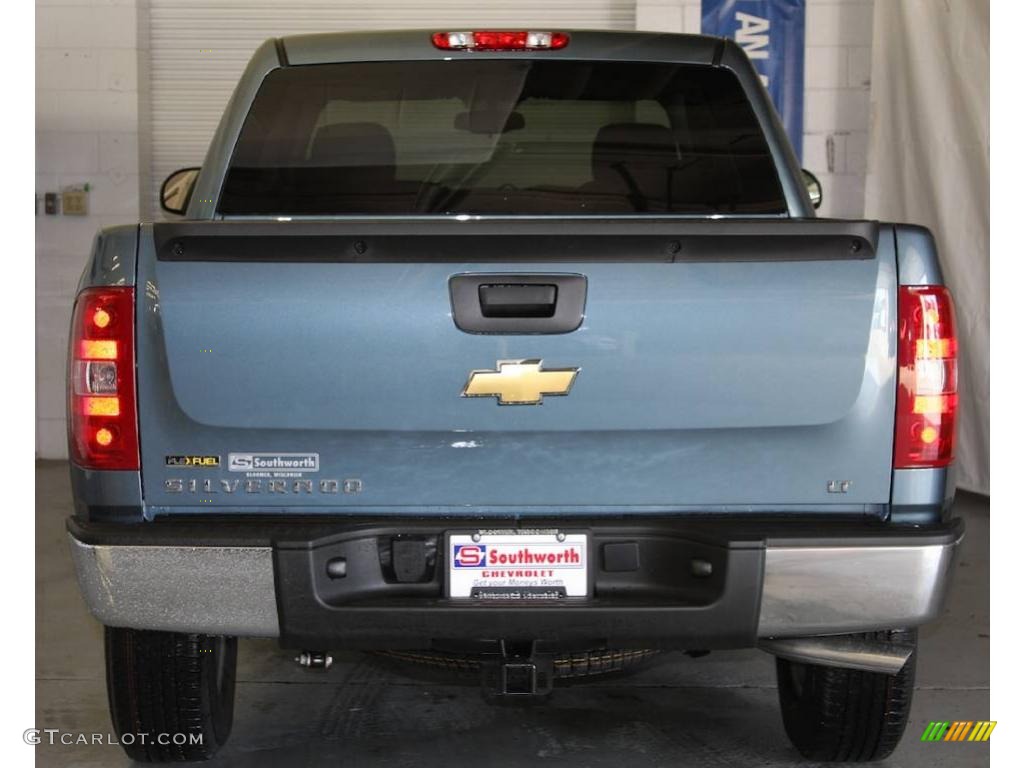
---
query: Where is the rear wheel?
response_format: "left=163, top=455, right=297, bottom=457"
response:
left=775, top=629, right=916, bottom=762
left=105, top=627, right=237, bottom=762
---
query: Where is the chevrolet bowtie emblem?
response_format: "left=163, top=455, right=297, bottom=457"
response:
left=462, top=359, right=580, bottom=405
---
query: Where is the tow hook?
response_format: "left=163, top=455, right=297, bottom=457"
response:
left=295, top=651, right=333, bottom=670
left=481, top=640, right=554, bottom=700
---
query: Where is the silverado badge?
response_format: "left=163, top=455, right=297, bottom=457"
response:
left=462, top=359, right=580, bottom=405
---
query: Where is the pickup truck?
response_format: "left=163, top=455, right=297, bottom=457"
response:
left=67, top=29, right=962, bottom=763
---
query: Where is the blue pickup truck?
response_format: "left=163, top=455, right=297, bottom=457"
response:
left=67, top=29, right=962, bottom=762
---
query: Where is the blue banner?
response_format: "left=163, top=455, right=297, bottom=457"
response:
left=702, top=0, right=805, bottom=160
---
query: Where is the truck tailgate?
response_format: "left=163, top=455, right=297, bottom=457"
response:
left=136, top=219, right=896, bottom=515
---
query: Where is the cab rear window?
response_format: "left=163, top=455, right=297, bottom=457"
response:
left=219, top=60, right=787, bottom=216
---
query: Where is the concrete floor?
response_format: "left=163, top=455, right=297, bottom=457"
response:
left=36, top=460, right=989, bottom=767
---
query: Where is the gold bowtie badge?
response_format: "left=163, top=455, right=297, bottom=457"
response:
left=462, top=359, right=580, bottom=405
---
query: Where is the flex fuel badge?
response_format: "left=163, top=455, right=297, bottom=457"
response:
left=165, top=455, right=220, bottom=468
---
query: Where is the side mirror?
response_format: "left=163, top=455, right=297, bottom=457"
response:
left=802, top=169, right=823, bottom=210
left=160, top=167, right=201, bottom=216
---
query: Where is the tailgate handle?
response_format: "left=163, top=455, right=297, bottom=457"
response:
left=449, top=273, right=587, bottom=334
left=479, top=284, right=557, bottom=318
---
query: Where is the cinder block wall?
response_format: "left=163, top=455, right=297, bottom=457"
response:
left=34, top=0, right=874, bottom=458
left=36, top=0, right=142, bottom=458
left=800, top=0, right=874, bottom=218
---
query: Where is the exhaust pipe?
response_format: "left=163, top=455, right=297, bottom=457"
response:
left=760, top=636, right=914, bottom=675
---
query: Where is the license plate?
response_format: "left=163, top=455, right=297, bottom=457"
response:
left=447, top=531, right=589, bottom=599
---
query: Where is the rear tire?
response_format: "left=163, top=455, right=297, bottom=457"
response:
left=105, top=627, right=237, bottom=762
left=775, top=629, right=916, bottom=762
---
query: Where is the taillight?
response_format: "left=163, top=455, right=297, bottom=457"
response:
left=67, top=286, right=139, bottom=470
left=431, top=30, right=570, bottom=51
left=894, top=286, right=958, bottom=468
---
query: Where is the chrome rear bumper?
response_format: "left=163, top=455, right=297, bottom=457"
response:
left=69, top=539, right=279, bottom=636
left=757, top=540, right=959, bottom=638
left=68, top=518, right=963, bottom=643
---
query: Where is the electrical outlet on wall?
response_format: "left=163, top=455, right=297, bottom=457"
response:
left=62, top=184, right=90, bottom=216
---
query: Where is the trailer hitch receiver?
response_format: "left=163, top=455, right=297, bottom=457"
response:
left=481, top=641, right=553, bottom=699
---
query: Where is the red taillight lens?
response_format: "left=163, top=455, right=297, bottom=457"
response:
left=894, top=286, right=958, bottom=468
left=431, top=30, right=569, bottom=51
left=67, top=287, right=139, bottom=470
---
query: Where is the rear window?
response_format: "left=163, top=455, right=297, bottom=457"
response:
left=219, top=60, right=787, bottom=216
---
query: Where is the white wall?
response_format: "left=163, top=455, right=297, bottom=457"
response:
left=35, top=0, right=873, bottom=457
left=802, top=0, right=874, bottom=218
left=36, top=0, right=142, bottom=458
left=865, top=0, right=989, bottom=493
left=637, top=0, right=874, bottom=219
